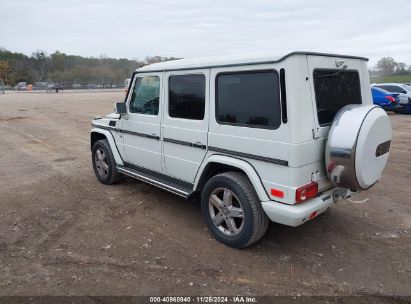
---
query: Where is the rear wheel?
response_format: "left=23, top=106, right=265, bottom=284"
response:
left=92, top=139, right=120, bottom=185
left=201, top=172, right=268, bottom=248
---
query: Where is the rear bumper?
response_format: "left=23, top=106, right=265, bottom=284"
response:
left=261, top=188, right=337, bottom=227
left=382, top=104, right=402, bottom=110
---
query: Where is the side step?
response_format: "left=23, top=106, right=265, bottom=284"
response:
left=117, top=165, right=194, bottom=199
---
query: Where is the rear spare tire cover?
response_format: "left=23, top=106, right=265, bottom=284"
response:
left=325, top=104, right=392, bottom=191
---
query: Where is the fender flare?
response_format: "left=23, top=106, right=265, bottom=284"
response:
left=194, top=154, right=270, bottom=201
left=91, top=128, right=124, bottom=165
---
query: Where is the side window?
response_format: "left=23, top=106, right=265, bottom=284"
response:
left=391, top=86, right=405, bottom=93
left=375, top=85, right=388, bottom=91
left=129, top=76, right=160, bottom=115
left=216, top=70, right=281, bottom=129
left=379, top=85, right=403, bottom=93
left=169, top=74, right=205, bottom=120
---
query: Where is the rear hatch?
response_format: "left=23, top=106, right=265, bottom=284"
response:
left=306, top=54, right=371, bottom=190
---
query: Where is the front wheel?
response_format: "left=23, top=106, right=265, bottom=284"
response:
left=92, top=139, right=120, bottom=185
left=201, top=172, right=269, bottom=248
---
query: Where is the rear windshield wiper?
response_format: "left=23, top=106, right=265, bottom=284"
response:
left=318, top=65, right=348, bottom=78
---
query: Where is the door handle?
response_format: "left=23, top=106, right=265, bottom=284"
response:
left=192, top=142, right=206, bottom=149
left=151, top=133, right=160, bottom=140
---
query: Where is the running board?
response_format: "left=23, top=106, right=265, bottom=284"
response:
left=117, top=165, right=194, bottom=199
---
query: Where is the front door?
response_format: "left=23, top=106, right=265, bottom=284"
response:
left=162, top=70, right=209, bottom=183
left=121, top=73, right=163, bottom=173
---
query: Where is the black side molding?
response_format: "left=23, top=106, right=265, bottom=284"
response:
left=92, top=124, right=116, bottom=131
left=92, top=124, right=159, bottom=140
left=164, top=137, right=206, bottom=149
left=121, top=129, right=160, bottom=140
left=209, top=146, right=288, bottom=166
left=92, top=124, right=287, bottom=166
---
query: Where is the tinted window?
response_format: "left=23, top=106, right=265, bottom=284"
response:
left=376, top=85, right=404, bottom=93
left=313, top=69, right=362, bottom=126
left=216, top=71, right=281, bottom=129
left=169, top=74, right=205, bottom=120
left=129, top=76, right=160, bottom=115
left=372, top=87, right=389, bottom=95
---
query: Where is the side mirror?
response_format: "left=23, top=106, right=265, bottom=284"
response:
left=114, top=102, right=127, bottom=114
left=401, top=90, right=407, bottom=94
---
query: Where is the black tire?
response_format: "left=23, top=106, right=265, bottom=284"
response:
left=201, top=171, right=269, bottom=248
left=92, top=139, right=120, bottom=185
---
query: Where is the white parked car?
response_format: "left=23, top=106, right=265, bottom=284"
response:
left=91, top=52, right=392, bottom=248
left=15, top=82, right=27, bottom=90
left=372, top=83, right=411, bottom=105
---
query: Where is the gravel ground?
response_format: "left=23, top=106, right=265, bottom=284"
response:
left=0, top=91, right=410, bottom=296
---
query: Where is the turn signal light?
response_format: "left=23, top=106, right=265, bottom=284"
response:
left=270, top=188, right=284, bottom=198
left=296, top=182, right=318, bottom=203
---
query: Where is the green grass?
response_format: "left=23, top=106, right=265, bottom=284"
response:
left=370, top=75, right=411, bottom=84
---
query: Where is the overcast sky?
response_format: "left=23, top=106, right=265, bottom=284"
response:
left=1, top=0, right=410, bottom=66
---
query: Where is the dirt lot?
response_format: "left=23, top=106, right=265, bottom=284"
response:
left=0, top=91, right=410, bottom=297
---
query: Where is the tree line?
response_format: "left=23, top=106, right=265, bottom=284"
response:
left=370, top=57, right=411, bottom=77
left=0, top=48, right=178, bottom=87
left=0, top=48, right=409, bottom=87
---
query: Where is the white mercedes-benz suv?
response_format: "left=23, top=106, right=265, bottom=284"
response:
left=91, top=52, right=392, bottom=248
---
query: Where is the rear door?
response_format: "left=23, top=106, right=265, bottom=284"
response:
left=162, top=70, right=209, bottom=183
left=307, top=55, right=370, bottom=139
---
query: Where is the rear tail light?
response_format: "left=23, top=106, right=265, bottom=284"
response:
left=385, top=96, right=396, bottom=103
left=296, top=182, right=318, bottom=203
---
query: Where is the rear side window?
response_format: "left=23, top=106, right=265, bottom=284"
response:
left=216, top=70, right=281, bottom=129
left=169, top=74, right=205, bottom=120
left=313, top=69, right=362, bottom=126
left=129, top=76, right=160, bottom=115
left=376, top=85, right=404, bottom=93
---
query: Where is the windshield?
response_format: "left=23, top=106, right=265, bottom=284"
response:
left=313, top=69, right=362, bottom=126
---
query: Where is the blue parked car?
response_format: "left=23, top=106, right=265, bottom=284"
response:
left=371, top=87, right=401, bottom=111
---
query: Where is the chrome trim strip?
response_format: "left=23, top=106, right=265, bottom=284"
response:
left=117, top=166, right=190, bottom=197
left=123, top=161, right=193, bottom=189
left=208, top=146, right=288, bottom=166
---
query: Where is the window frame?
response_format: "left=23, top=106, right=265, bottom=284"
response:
left=312, top=68, right=362, bottom=127
left=215, top=69, right=282, bottom=130
left=167, top=73, right=206, bottom=121
left=128, top=74, right=161, bottom=116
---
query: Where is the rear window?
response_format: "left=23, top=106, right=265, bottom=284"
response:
left=372, top=87, right=389, bottom=94
left=169, top=74, right=205, bottom=120
left=375, top=85, right=404, bottom=93
left=216, top=70, right=281, bottom=129
left=313, top=69, right=362, bottom=126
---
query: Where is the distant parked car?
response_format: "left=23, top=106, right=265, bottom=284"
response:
left=372, top=83, right=411, bottom=105
left=15, top=82, right=27, bottom=90
left=85, top=84, right=98, bottom=89
left=371, top=87, right=401, bottom=111
left=71, top=84, right=83, bottom=89
left=33, top=82, right=48, bottom=90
